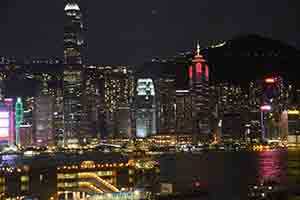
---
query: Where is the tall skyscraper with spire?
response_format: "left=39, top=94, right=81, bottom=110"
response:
left=63, top=0, right=86, bottom=142
left=189, top=43, right=211, bottom=141
left=64, top=0, right=85, bottom=65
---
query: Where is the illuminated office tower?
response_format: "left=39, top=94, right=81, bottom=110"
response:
left=175, top=90, right=193, bottom=134
left=261, top=76, right=287, bottom=140
left=157, top=78, right=176, bottom=134
left=63, top=0, right=85, bottom=141
left=53, top=87, right=64, bottom=146
left=15, top=98, right=23, bottom=147
left=32, top=71, right=65, bottom=146
left=20, top=125, right=33, bottom=148
left=100, top=66, right=134, bottom=138
left=212, top=82, right=249, bottom=140
left=82, top=66, right=104, bottom=139
left=112, top=68, right=134, bottom=138
left=286, top=110, right=300, bottom=144
left=34, top=96, right=54, bottom=147
left=64, top=0, right=85, bottom=65
left=188, top=43, right=210, bottom=141
left=135, top=78, right=157, bottom=138
left=63, top=69, right=83, bottom=140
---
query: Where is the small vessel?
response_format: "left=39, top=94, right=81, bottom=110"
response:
left=248, top=180, right=287, bottom=199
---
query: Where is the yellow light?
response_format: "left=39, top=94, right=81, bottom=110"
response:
left=288, top=110, right=300, bottom=115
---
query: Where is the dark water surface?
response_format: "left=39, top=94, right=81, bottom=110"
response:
left=159, top=150, right=288, bottom=200
left=0, top=150, right=294, bottom=200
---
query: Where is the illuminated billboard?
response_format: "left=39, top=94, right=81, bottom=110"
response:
left=0, top=111, right=10, bottom=137
left=0, top=128, right=9, bottom=137
left=0, top=119, right=9, bottom=127
left=0, top=112, right=9, bottom=118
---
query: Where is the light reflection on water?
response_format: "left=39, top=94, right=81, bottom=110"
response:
left=256, top=150, right=287, bottom=184
left=1, top=154, right=19, bottom=166
left=0, top=150, right=292, bottom=199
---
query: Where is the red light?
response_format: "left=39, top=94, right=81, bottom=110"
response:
left=196, top=63, right=202, bottom=78
left=260, top=105, right=271, bottom=111
left=189, top=66, right=193, bottom=79
left=194, top=181, right=201, bottom=187
left=205, top=64, right=209, bottom=80
left=265, top=78, right=275, bottom=83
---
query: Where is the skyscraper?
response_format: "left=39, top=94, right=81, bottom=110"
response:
left=211, top=82, right=249, bottom=140
left=261, top=76, right=287, bottom=140
left=157, top=78, right=176, bottom=134
left=15, top=97, right=23, bottom=147
left=135, top=78, right=157, bottom=138
left=64, top=0, right=85, bottom=65
left=175, top=90, right=193, bottom=134
left=34, top=95, right=54, bottom=147
left=103, top=66, right=134, bottom=138
left=63, top=0, right=85, bottom=142
left=189, top=43, right=210, bottom=141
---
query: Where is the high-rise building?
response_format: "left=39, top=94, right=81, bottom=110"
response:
left=34, top=95, right=54, bottom=147
left=286, top=110, right=300, bottom=144
left=157, top=78, right=176, bottom=134
left=83, top=65, right=135, bottom=139
left=15, top=97, right=24, bottom=147
left=188, top=44, right=210, bottom=141
left=261, top=76, right=287, bottom=140
left=175, top=90, right=193, bottom=134
left=63, top=69, right=84, bottom=139
left=19, top=125, right=33, bottom=148
left=246, top=76, right=288, bottom=141
left=82, top=66, right=101, bottom=139
left=211, top=82, right=249, bottom=140
left=63, top=0, right=85, bottom=142
left=64, top=0, right=85, bottom=65
left=135, top=78, right=157, bottom=138
left=103, top=66, right=134, bottom=138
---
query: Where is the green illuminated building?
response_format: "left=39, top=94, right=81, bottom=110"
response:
left=15, top=97, right=24, bottom=147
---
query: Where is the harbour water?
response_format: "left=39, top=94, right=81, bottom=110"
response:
left=160, top=150, right=288, bottom=199
left=0, top=149, right=297, bottom=200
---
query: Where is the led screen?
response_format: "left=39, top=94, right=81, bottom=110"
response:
left=0, top=119, right=9, bottom=127
left=0, top=112, right=9, bottom=118
left=0, top=128, right=9, bottom=137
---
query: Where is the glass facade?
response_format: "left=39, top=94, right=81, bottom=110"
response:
left=135, top=79, right=157, bottom=138
left=189, top=46, right=210, bottom=140
left=63, top=1, right=85, bottom=141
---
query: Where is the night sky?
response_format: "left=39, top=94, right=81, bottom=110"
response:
left=0, top=0, right=299, bottom=65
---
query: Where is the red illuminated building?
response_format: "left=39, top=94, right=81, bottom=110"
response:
left=188, top=43, right=210, bottom=140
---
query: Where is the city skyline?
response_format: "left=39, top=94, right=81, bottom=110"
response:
left=0, top=1, right=299, bottom=200
left=0, top=0, right=299, bottom=65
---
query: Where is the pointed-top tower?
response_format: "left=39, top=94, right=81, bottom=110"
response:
left=189, top=42, right=210, bottom=141
left=63, top=0, right=85, bottom=142
left=64, top=0, right=85, bottom=65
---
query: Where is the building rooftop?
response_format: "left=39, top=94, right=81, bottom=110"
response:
left=64, top=3, right=80, bottom=11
